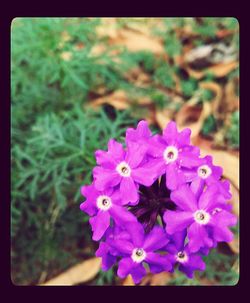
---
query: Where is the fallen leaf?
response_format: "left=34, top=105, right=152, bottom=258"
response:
left=122, top=274, right=135, bottom=286
left=176, top=98, right=212, bottom=139
left=149, top=272, right=172, bottom=286
left=109, top=29, right=165, bottom=54
left=155, top=108, right=174, bottom=130
left=60, top=51, right=72, bottom=61
left=41, top=257, right=101, bottom=286
left=186, top=61, right=238, bottom=79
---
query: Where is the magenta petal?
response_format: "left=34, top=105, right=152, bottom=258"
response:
left=198, top=184, right=220, bottom=210
left=166, top=163, right=179, bottom=190
left=143, top=226, right=169, bottom=251
left=126, top=120, right=151, bottom=142
left=211, top=226, right=234, bottom=242
left=90, top=211, right=110, bottom=241
left=130, top=264, right=147, bottom=284
left=93, top=167, right=121, bottom=190
left=188, top=223, right=213, bottom=253
left=146, top=252, right=172, bottom=271
left=164, top=210, right=194, bottom=235
left=109, top=205, right=137, bottom=224
left=108, top=139, right=125, bottom=161
left=109, top=239, right=134, bottom=255
left=186, top=254, right=206, bottom=271
left=177, top=128, right=191, bottom=147
left=95, top=150, right=116, bottom=168
left=80, top=199, right=97, bottom=216
left=131, top=163, right=158, bottom=187
left=125, top=141, right=147, bottom=168
left=120, top=177, right=139, bottom=204
left=117, top=257, right=135, bottom=278
left=126, top=222, right=145, bottom=247
left=209, top=210, right=237, bottom=227
left=163, top=121, right=178, bottom=145
left=179, top=151, right=203, bottom=168
left=191, top=177, right=205, bottom=199
left=170, top=184, right=198, bottom=211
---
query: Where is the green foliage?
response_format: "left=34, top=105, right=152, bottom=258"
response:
left=11, top=104, right=138, bottom=284
left=201, top=115, right=217, bottom=136
left=226, top=111, right=239, bottom=148
left=154, top=61, right=175, bottom=88
left=180, top=78, right=198, bottom=97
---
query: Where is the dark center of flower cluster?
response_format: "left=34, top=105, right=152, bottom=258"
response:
left=130, top=175, right=176, bottom=233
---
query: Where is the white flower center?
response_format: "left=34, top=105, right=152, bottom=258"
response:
left=163, top=146, right=178, bottom=164
left=194, top=210, right=210, bottom=225
left=116, top=161, right=131, bottom=177
left=96, top=195, right=112, bottom=211
left=197, top=165, right=212, bottom=179
left=131, top=248, right=146, bottom=263
left=176, top=251, right=189, bottom=263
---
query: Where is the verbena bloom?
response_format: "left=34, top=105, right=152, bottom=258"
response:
left=164, top=184, right=237, bottom=252
left=80, top=120, right=237, bottom=284
left=165, top=230, right=206, bottom=278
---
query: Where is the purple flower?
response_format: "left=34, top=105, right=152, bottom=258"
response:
left=125, top=120, right=152, bottom=144
left=79, top=120, right=238, bottom=283
left=96, top=225, right=131, bottom=271
left=164, top=184, right=237, bottom=252
left=93, top=139, right=157, bottom=204
left=109, top=223, right=172, bottom=283
left=165, top=230, right=206, bottom=278
left=183, top=155, right=231, bottom=199
left=80, top=183, right=136, bottom=241
left=147, top=121, right=203, bottom=190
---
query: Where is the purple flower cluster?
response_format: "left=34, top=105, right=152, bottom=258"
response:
left=80, top=121, right=237, bottom=284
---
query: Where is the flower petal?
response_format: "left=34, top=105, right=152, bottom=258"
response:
left=117, top=257, right=136, bottom=278
left=93, top=167, right=121, bottom=190
left=130, top=264, right=147, bottom=284
left=96, top=242, right=116, bottom=271
left=146, top=252, right=172, bottom=272
left=163, top=121, right=178, bottom=145
left=89, top=211, right=110, bottom=241
left=109, top=239, right=134, bottom=255
left=166, top=163, right=179, bottom=190
left=170, top=184, right=198, bottom=211
left=188, top=222, right=213, bottom=253
left=125, top=141, right=147, bottom=168
left=177, top=128, right=191, bottom=147
left=109, top=205, right=137, bottom=224
left=143, top=226, right=169, bottom=252
left=120, top=177, right=139, bottom=204
left=179, top=151, right=203, bottom=168
left=164, top=210, right=194, bottom=235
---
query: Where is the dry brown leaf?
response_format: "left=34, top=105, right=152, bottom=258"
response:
left=89, top=90, right=130, bottom=110
left=149, top=272, right=172, bottom=286
left=199, top=81, right=223, bottom=116
left=176, top=100, right=212, bottom=139
left=60, top=51, right=72, bottom=61
left=155, top=108, right=174, bottom=130
left=228, top=183, right=239, bottom=217
left=109, top=29, right=165, bottom=54
left=228, top=236, right=239, bottom=254
left=122, top=275, right=135, bottom=286
left=41, top=257, right=101, bottom=286
left=186, top=61, right=238, bottom=79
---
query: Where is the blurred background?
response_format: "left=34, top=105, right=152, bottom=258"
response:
left=11, top=17, right=239, bottom=286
